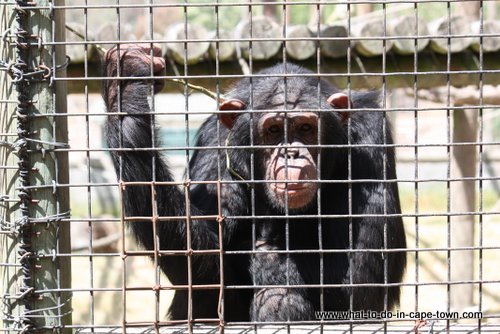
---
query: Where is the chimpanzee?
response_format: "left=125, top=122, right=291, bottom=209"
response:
left=103, top=44, right=406, bottom=322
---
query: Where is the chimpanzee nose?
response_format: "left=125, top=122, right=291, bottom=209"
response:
left=285, top=147, right=299, bottom=159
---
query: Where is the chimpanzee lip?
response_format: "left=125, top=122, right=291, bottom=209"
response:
left=271, top=183, right=313, bottom=192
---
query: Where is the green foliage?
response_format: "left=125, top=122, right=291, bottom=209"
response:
left=182, top=1, right=497, bottom=31
left=186, top=0, right=245, bottom=31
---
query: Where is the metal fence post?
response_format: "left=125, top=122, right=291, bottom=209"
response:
left=0, top=0, right=71, bottom=332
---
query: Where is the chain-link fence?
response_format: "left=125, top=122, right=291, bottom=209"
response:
left=1, top=1, right=499, bottom=333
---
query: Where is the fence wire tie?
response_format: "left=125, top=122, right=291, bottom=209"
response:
left=47, top=2, right=54, bottom=20
left=56, top=55, right=70, bottom=71
left=24, top=137, right=70, bottom=150
left=0, top=139, right=14, bottom=148
left=1, top=316, right=32, bottom=334
left=1, top=60, right=25, bottom=82
left=14, top=5, right=28, bottom=16
left=0, top=216, right=11, bottom=231
left=16, top=64, right=51, bottom=83
left=21, top=297, right=72, bottom=318
left=29, top=211, right=70, bottom=225
left=0, top=59, right=55, bottom=84
left=1, top=27, right=12, bottom=42
left=36, top=35, right=43, bottom=52
left=19, top=324, right=33, bottom=334
left=3, top=287, right=34, bottom=301
left=0, top=216, right=20, bottom=234
left=0, top=195, right=8, bottom=202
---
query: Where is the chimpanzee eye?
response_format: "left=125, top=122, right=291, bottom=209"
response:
left=300, top=124, right=312, bottom=132
left=268, top=124, right=282, bottom=134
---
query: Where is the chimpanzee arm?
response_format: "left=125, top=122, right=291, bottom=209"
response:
left=102, top=45, right=220, bottom=284
left=344, top=106, right=406, bottom=310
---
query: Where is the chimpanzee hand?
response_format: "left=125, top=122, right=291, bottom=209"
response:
left=103, top=43, right=166, bottom=94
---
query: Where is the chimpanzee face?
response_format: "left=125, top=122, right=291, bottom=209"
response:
left=256, top=111, right=319, bottom=210
left=218, top=91, right=350, bottom=212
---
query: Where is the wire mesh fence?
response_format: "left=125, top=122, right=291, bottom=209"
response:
left=0, top=0, right=499, bottom=333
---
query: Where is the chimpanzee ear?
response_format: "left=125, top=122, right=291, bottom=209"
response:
left=327, top=93, right=352, bottom=122
left=218, top=99, right=246, bottom=129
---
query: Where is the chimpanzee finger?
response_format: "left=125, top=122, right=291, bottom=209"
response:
left=105, top=43, right=164, bottom=66
left=152, top=56, right=166, bottom=75
left=152, top=55, right=166, bottom=93
left=123, top=43, right=163, bottom=58
left=108, top=43, right=161, bottom=55
left=128, top=43, right=165, bottom=74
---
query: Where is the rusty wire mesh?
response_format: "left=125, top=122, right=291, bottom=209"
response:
left=0, top=0, right=499, bottom=333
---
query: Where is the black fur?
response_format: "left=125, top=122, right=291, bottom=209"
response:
left=103, top=56, right=406, bottom=321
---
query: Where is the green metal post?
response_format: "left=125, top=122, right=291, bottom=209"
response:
left=0, top=1, right=71, bottom=332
